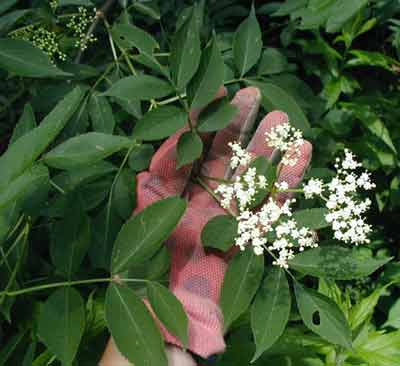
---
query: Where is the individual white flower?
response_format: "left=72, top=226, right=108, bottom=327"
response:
left=265, top=122, right=304, bottom=166
left=357, top=172, right=376, bottom=190
left=303, top=178, right=324, bottom=199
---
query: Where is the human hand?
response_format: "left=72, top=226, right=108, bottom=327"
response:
left=100, top=339, right=196, bottom=366
left=100, top=85, right=312, bottom=364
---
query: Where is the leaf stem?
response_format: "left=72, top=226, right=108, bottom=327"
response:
left=200, top=175, right=232, bottom=184
left=0, top=278, right=112, bottom=298
left=196, top=177, right=235, bottom=216
left=104, top=142, right=138, bottom=246
left=49, top=179, right=66, bottom=194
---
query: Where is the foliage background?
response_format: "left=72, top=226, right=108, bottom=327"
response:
left=0, top=0, right=400, bottom=365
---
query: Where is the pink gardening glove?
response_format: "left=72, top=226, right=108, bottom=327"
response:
left=135, top=85, right=312, bottom=357
left=100, top=86, right=312, bottom=364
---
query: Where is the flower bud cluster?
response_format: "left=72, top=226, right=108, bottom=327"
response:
left=11, top=25, right=67, bottom=61
left=265, top=122, right=304, bottom=166
left=66, top=6, right=98, bottom=51
left=50, top=0, right=58, bottom=11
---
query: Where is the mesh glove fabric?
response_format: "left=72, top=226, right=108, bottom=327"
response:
left=133, top=86, right=312, bottom=358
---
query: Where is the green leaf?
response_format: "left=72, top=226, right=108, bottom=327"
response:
left=0, top=39, right=70, bottom=78
left=233, top=5, right=262, bottom=77
left=292, top=208, right=329, bottom=230
left=0, top=329, right=26, bottom=365
left=170, top=6, right=201, bottom=90
left=129, top=144, right=154, bottom=172
left=294, top=282, right=352, bottom=349
left=112, top=23, right=159, bottom=54
left=0, top=0, right=18, bottom=14
left=176, top=131, right=203, bottom=168
left=147, top=282, right=189, bottom=346
left=43, top=132, right=132, bottom=170
left=201, top=215, right=237, bottom=251
left=0, top=87, right=84, bottom=189
left=58, top=0, right=93, bottom=5
left=197, top=99, right=239, bottom=132
left=102, top=75, right=173, bottom=101
left=113, top=168, right=136, bottom=220
left=134, top=52, right=170, bottom=79
left=52, top=161, right=116, bottom=192
left=38, top=287, right=85, bottom=366
left=247, top=80, right=311, bottom=134
left=10, top=103, right=36, bottom=145
left=384, top=298, right=400, bottom=329
left=131, top=1, right=160, bottom=20
left=289, top=246, right=391, bottom=280
left=0, top=164, right=48, bottom=211
left=105, top=283, right=167, bottom=366
left=88, top=94, right=116, bottom=134
left=187, top=35, right=224, bottom=110
left=111, top=197, right=186, bottom=273
left=220, top=248, right=264, bottom=331
left=50, top=200, right=91, bottom=278
left=257, top=48, right=291, bottom=75
left=251, top=267, right=291, bottom=361
left=0, top=10, right=30, bottom=34
left=349, top=103, right=397, bottom=154
left=248, top=156, right=276, bottom=209
left=133, top=106, right=188, bottom=141
left=325, top=0, right=368, bottom=33
left=349, top=284, right=391, bottom=330
left=346, top=50, right=399, bottom=72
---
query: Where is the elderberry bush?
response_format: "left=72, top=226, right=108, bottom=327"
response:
left=0, top=1, right=400, bottom=366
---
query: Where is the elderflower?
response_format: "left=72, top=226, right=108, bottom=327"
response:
left=303, top=178, right=324, bottom=199
left=324, top=149, right=375, bottom=245
left=303, top=149, right=375, bottom=246
left=275, top=181, right=289, bottom=190
left=265, top=122, right=304, bottom=166
left=215, top=143, right=318, bottom=268
left=228, top=142, right=252, bottom=169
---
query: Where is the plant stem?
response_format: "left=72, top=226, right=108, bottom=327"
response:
left=224, top=78, right=243, bottom=85
left=0, top=86, right=26, bottom=114
left=262, top=244, right=297, bottom=281
left=50, top=179, right=66, bottom=194
left=200, top=175, right=232, bottom=184
left=0, top=278, right=112, bottom=298
left=158, top=94, right=185, bottom=106
left=197, top=177, right=235, bottom=216
left=104, top=142, right=138, bottom=246
left=0, top=223, right=29, bottom=269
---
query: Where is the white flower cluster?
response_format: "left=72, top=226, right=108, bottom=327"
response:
left=265, top=122, right=304, bottom=166
left=216, top=167, right=267, bottom=211
left=228, top=142, right=252, bottom=169
left=215, top=141, right=317, bottom=268
left=303, top=149, right=375, bottom=245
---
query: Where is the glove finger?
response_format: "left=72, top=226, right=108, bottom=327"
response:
left=135, top=87, right=227, bottom=212
left=189, top=86, right=261, bottom=204
left=274, top=140, right=312, bottom=205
